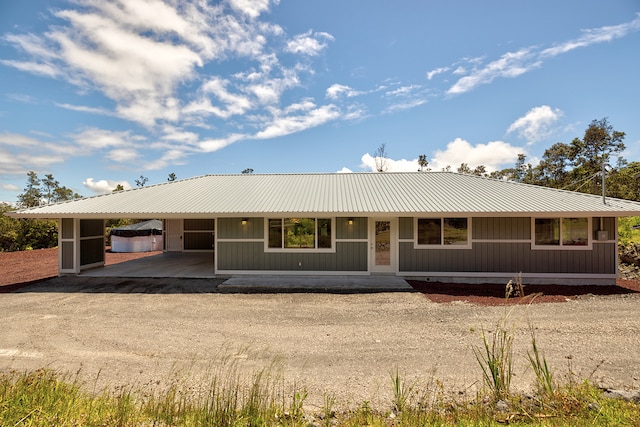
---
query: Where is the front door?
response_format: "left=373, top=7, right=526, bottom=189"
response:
left=370, top=218, right=397, bottom=273
left=166, top=219, right=183, bottom=252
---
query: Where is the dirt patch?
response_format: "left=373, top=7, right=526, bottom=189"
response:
left=2, top=278, right=640, bottom=411
left=408, top=279, right=640, bottom=305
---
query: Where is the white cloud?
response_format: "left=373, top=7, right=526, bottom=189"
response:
left=358, top=139, right=522, bottom=173
left=56, top=103, right=114, bottom=116
left=431, top=138, right=522, bottom=171
left=359, top=154, right=422, bottom=172
left=507, top=105, right=563, bottom=145
left=285, top=30, right=334, bottom=56
left=447, top=48, right=539, bottom=95
left=107, top=148, right=139, bottom=163
left=198, top=133, right=246, bottom=153
left=0, top=133, right=69, bottom=175
left=541, top=13, right=640, bottom=57
left=71, top=128, right=140, bottom=150
left=83, top=178, right=132, bottom=194
left=226, top=0, right=275, bottom=19
left=254, top=104, right=340, bottom=139
left=2, top=184, right=20, bottom=192
left=426, top=66, right=449, bottom=80
left=326, top=84, right=362, bottom=99
left=444, top=14, right=640, bottom=96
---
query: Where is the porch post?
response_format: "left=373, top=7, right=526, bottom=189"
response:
left=59, top=218, right=81, bottom=274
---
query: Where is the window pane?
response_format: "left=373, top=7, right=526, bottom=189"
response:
left=268, top=219, right=282, bottom=248
left=417, top=218, right=441, bottom=245
left=284, top=218, right=315, bottom=248
left=443, top=218, right=468, bottom=245
left=535, top=218, right=559, bottom=245
left=562, top=218, right=588, bottom=246
left=317, top=218, right=332, bottom=249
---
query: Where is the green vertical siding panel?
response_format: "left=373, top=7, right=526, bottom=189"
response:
left=61, top=218, right=74, bottom=239
left=219, top=217, right=263, bottom=239
left=61, top=241, right=74, bottom=270
left=336, top=217, right=367, bottom=240
left=219, top=241, right=367, bottom=272
left=398, top=217, right=413, bottom=239
left=401, top=241, right=615, bottom=275
left=473, top=217, right=530, bottom=240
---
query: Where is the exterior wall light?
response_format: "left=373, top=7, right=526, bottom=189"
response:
left=348, top=218, right=354, bottom=225
left=241, top=218, right=248, bottom=225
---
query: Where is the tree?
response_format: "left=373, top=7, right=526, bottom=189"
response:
left=0, top=203, right=19, bottom=251
left=457, top=163, right=472, bottom=174
left=536, top=142, right=572, bottom=188
left=17, top=171, right=42, bottom=208
left=417, top=154, right=430, bottom=172
left=569, top=117, right=626, bottom=195
left=242, top=168, right=254, bottom=174
left=373, top=144, right=389, bottom=172
left=113, top=184, right=125, bottom=192
left=473, top=165, right=487, bottom=177
left=167, top=173, right=177, bottom=182
left=42, top=174, right=59, bottom=204
left=135, top=175, right=149, bottom=187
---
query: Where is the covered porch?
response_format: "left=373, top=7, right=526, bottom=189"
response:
left=80, top=252, right=215, bottom=278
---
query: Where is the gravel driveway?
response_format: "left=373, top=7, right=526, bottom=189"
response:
left=2, top=276, right=640, bottom=410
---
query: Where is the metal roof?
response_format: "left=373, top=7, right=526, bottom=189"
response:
left=9, top=172, right=640, bottom=219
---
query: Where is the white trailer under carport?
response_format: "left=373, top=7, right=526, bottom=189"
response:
left=110, top=219, right=163, bottom=253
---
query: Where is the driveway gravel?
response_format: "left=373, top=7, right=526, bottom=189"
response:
left=1, top=276, right=639, bottom=410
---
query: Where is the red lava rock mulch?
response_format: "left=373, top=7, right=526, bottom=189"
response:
left=408, top=279, right=640, bottom=305
left=0, top=247, right=161, bottom=292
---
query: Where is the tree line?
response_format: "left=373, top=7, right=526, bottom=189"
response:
left=409, top=118, right=639, bottom=201
left=1, top=118, right=638, bottom=252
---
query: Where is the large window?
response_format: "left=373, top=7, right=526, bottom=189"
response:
left=267, top=218, right=333, bottom=250
left=415, top=217, right=470, bottom=248
left=533, top=217, right=590, bottom=249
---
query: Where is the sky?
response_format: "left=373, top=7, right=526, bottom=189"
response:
left=1, top=0, right=639, bottom=204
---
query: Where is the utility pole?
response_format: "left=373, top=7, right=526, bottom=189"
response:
left=602, top=156, right=606, bottom=205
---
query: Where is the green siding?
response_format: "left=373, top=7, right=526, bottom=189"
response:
left=218, top=217, right=263, bottom=239
left=399, top=217, right=413, bottom=239
left=61, top=241, right=74, bottom=270
left=399, top=241, right=616, bottom=274
left=473, top=217, right=530, bottom=240
left=61, top=218, right=74, bottom=239
left=218, top=241, right=367, bottom=271
left=335, top=217, right=367, bottom=240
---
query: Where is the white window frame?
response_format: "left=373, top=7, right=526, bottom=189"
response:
left=531, top=217, right=592, bottom=250
left=264, top=217, right=336, bottom=253
left=413, top=217, right=472, bottom=249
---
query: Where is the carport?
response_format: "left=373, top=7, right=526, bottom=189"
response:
left=80, top=252, right=215, bottom=278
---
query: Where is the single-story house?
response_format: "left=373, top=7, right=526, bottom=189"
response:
left=110, top=219, right=163, bottom=253
left=9, top=172, right=640, bottom=285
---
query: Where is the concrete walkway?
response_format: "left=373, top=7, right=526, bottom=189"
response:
left=218, top=275, right=414, bottom=293
left=78, top=252, right=415, bottom=293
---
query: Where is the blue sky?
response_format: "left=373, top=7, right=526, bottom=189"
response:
left=1, top=0, right=639, bottom=203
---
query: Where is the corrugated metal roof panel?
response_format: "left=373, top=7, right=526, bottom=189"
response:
left=9, top=172, right=640, bottom=218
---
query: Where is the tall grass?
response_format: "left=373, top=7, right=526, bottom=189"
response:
left=3, top=366, right=640, bottom=425
left=527, top=323, right=554, bottom=396
left=472, top=319, right=514, bottom=401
